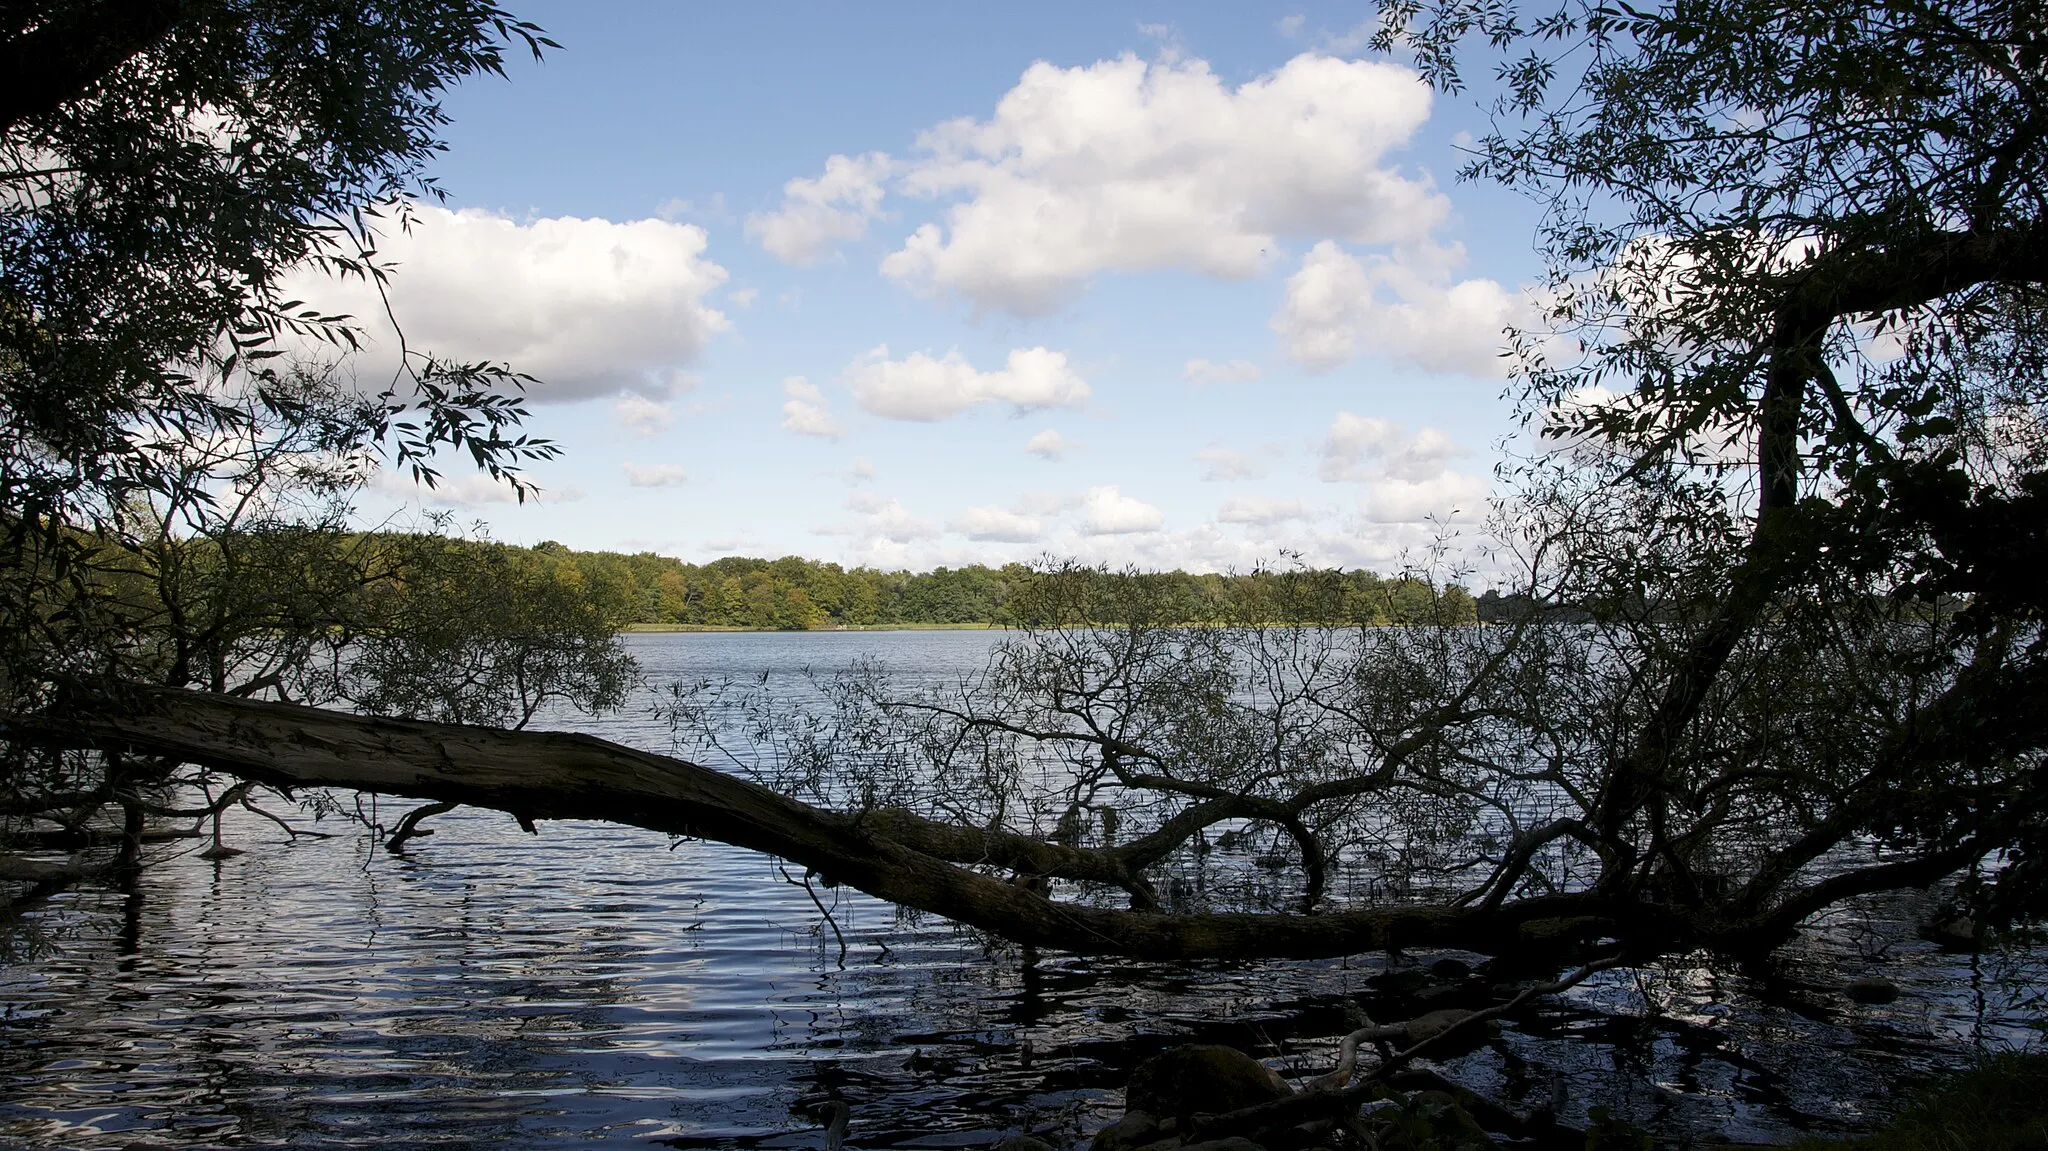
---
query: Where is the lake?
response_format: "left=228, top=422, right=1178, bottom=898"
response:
left=0, top=631, right=2039, bottom=1149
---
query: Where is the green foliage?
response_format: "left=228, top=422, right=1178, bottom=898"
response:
left=1, top=1, right=560, bottom=536
left=344, top=534, right=639, bottom=729
left=0, top=5, right=645, bottom=862
left=552, top=550, right=1479, bottom=631
left=0, top=1, right=565, bottom=718
left=1373, top=0, right=2048, bottom=924
left=11, top=502, right=641, bottom=731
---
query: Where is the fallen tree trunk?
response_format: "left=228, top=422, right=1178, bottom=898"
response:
left=3, top=688, right=1804, bottom=961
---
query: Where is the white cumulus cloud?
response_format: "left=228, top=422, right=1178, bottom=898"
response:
left=1025, top=429, right=1074, bottom=459
left=746, top=151, right=893, bottom=265
left=780, top=376, right=844, bottom=439
left=879, top=52, right=1441, bottom=314
left=622, top=462, right=689, bottom=488
left=1081, top=485, right=1165, bottom=534
left=1274, top=240, right=1518, bottom=375
left=1317, top=412, right=1486, bottom=522
left=376, top=469, right=584, bottom=508
left=1195, top=446, right=1268, bottom=481
left=615, top=393, right=676, bottom=437
left=1362, top=472, right=1490, bottom=523
left=1015, top=490, right=1081, bottom=516
left=1183, top=358, right=1263, bottom=385
left=1218, top=496, right=1310, bottom=524
left=823, top=492, right=937, bottom=544
left=1319, top=413, right=1468, bottom=482
left=284, top=205, right=729, bottom=401
left=847, top=346, right=1090, bottom=421
left=950, top=505, right=1045, bottom=542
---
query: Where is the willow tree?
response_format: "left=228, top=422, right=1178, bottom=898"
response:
left=1376, top=0, right=2048, bottom=927
left=8, top=0, right=2047, bottom=968
left=0, top=2, right=614, bottom=886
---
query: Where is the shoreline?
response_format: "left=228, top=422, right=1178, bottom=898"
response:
left=621, top=621, right=1494, bottom=634
left=621, top=622, right=1001, bottom=633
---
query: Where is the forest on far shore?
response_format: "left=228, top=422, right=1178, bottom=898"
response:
left=512, top=541, right=1480, bottom=630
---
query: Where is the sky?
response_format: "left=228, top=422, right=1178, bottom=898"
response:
left=306, top=3, right=1557, bottom=575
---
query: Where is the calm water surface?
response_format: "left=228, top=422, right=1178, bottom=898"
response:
left=1, top=631, right=2039, bottom=1149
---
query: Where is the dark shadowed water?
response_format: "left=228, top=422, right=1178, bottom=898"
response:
left=1, top=632, right=2040, bottom=1149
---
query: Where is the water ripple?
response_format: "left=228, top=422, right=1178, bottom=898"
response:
left=2, top=633, right=2039, bottom=1149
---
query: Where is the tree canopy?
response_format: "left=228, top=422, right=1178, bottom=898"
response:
left=0, top=0, right=566, bottom=711
left=1386, top=0, right=2048, bottom=923
left=0, top=2, right=631, bottom=882
left=484, top=546, right=1477, bottom=631
left=1, top=0, right=561, bottom=521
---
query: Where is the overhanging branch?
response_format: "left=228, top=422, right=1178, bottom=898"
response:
left=0, top=0, right=194, bottom=133
left=10, top=687, right=1632, bottom=961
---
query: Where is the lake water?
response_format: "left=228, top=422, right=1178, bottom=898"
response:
left=1, top=631, right=2039, bottom=1149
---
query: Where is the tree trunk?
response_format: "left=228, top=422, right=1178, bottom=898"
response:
left=16, top=687, right=1646, bottom=961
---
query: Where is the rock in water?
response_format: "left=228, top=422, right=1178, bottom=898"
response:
left=1125, top=1044, right=1293, bottom=1120
left=1843, top=977, right=1900, bottom=1005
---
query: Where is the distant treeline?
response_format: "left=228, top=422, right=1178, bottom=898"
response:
left=528, top=543, right=1479, bottom=629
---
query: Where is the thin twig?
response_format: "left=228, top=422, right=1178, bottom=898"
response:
left=239, top=794, right=333, bottom=840
left=780, top=861, right=849, bottom=968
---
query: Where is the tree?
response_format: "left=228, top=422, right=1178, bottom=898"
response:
left=1371, top=0, right=2048, bottom=923
left=1, top=0, right=569, bottom=706
left=11, top=6, right=2047, bottom=1145
left=0, top=360, right=637, bottom=869
left=1, top=1, right=561, bottom=522
left=345, top=536, right=638, bottom=730
left=10, top=0, right=2047, bottom=986
left=0, top=3, right=646, bottom=884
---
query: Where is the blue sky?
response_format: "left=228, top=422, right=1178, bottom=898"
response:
left=312, top=3, right=1554, bottom=574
